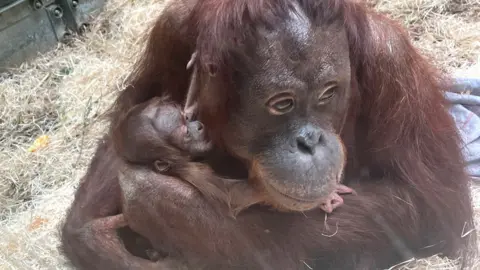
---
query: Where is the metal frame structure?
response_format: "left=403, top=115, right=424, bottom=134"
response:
left=0, top=0, right=106, bottom=71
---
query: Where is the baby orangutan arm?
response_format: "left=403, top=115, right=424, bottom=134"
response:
left=176, top=161, right=355, bottom=216
left=168, top=162, right=265, bottom=217
left=172, top=162, right=355, bottom=216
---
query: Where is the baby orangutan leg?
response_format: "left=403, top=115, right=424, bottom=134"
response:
left=319, top=184, right=356, bottom=214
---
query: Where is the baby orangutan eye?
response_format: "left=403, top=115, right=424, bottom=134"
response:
left=266, top=93, right=295, bottom=115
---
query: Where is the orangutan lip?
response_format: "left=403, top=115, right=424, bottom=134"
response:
left=263, top=181, right=320, bottom=203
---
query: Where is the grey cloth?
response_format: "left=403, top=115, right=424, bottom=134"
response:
left=446, top=77, right=480, bottom=179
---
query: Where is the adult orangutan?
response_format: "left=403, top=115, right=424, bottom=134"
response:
left=60, top=0, right=477, bottom=269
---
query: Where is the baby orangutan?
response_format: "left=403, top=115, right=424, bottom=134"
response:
left=113, top=96, right=355, bottom=216
left=114, top=96, right=260, bottom=216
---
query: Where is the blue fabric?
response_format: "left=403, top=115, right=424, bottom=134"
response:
left=446, top=76, right=480, bottom=180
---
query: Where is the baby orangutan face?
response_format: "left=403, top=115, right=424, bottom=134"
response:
left=145, top=98, right=213, bottom=157
left=115, top=97, right=215, bottom=173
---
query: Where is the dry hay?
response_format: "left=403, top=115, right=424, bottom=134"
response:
left=373, top=0, right=480, bottom=72
left=0, top=0, right=166, bottom=268
left=0, top=0, right=479, bottom=269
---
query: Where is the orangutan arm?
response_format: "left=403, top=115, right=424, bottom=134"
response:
left=60, top=140, right=185, bottom=270
left=119, top=167, right=474, bottom=270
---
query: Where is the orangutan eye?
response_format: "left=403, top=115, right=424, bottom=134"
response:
left=318, top=84, right=338, bottom=105
left=267, top=94, right=295, bottom=115
left=274, top=99, right=294, bottom=111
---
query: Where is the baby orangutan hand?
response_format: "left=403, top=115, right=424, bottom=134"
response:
left=318, top=184, right=356, bottom=214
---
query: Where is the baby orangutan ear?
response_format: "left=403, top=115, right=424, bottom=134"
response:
left=154, top=160, right=171, bottom=173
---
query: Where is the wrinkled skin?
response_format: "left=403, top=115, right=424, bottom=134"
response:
left=200, top=8, right=352, bottom=212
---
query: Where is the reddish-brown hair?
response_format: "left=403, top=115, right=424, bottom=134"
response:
left=104, top=0, right=475, bottom=266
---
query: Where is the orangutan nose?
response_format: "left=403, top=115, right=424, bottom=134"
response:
left=296, top=124, right=324, bottom=155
